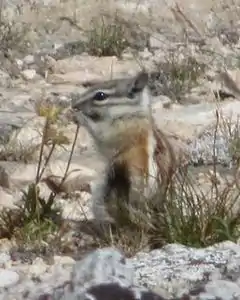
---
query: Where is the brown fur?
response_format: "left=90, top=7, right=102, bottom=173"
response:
left=110, top=118, right=150, bottom=184
left=109, top=117, right=181, bottom=192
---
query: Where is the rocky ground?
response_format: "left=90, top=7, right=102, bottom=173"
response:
left=0, top=0, right=239, bottom=298
left=1, top=243, right=240, bottom=299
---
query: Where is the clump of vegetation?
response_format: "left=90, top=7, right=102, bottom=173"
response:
left=0, top=184, right=60, bottom=243
left=86, top=14, right=130, bottom=57
left=95, top=165, right=240, bottom=257
left=92, top=112, right=240, bottom=256
left=149, top=51, right=206, bottom=102
left=0, top=18, right=30, bottom=54
left=0, top=6, right=33, bottom=79
left=60, top=11, right=148, bottom=58
left=0, top=100, right=78, bottom=251
left=219, top=112, right=240, bottom=165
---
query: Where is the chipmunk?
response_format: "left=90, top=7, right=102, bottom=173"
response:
left=71, top=71, right=181, bottom=223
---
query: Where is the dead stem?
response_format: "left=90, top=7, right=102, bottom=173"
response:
left=38, top=144, right=56, bottom=180
left=36, top=118, right=50, bottom=183
left=212, top=110, right=220, bottom=200
left=50, top=124, right=80, bottom=198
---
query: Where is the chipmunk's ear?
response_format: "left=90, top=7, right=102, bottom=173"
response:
left=128, top=72, right=149, bottom=96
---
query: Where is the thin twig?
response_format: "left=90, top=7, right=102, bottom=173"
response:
left=38, top=144, right=56, bottom=180
left=58, top=124, right=80, bottom=191
left=212, top=110, right=220, bottom=200
left=36, top=118, right=49, bottom=183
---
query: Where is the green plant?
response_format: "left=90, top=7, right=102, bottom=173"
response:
left=96, top=163, right=240, bottom=256
left=22, top=183, right=59, bottom=221
left=149, top=168, right=240, bottom=248
left=86, top=14, right=129, bottom=57
left=219, top=112, right=240, bottom=165
left=0, top=101, right=79, bottom=248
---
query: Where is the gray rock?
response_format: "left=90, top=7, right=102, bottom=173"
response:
left=25, top=248, right=163, bottom=300
left=27, top=242, right=240, bottom=300
left=2, top=242, right=240, bottom=299
left=189, top=132, right=232, bottom=166
left=71, top=247, right=134, bottom=288
left=200, top=280, right=240, bottom=300
left=0, top=111, right=36, bottom=143
left=130, top=241, right=240, bottom=298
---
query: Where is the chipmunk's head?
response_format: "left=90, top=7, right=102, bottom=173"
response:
left=71, top=71, right=150, bottom=122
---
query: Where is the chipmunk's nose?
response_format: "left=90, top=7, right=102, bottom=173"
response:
left=70, top=92, right=83, bottom=110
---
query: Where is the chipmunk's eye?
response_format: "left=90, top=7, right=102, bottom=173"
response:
left=93, top=91, right=108, bottom=101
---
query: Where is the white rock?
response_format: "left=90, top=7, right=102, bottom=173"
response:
left=130, top=241, right=240, bottom=294
left=53, top=256, right=76, bottom=266
left=53, top=43, right=64, bottom=50
left=0, top=70, right=11, bottom=87
left=153, top=99, right=240, bottom=141
left=0, top=253, right=11, bottom=265
left=0, top=269, right=19, bottom=287
left=204, top=280, right=240, bottom=300
left=9, top=116, right=45, bottom=148
left=23, top=55, right=35, bottom=65
left=139, top=48, right=152, bottom=59
left=28, top=258, right=48, bottom=277
left=15, top=59, right=23, bottom=70
left=21, top=69, right=37, bottom=81
left=0, top=187, right=19, bottom=209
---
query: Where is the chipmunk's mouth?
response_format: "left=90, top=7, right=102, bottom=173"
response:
left=86, top=111, right=103, bottom=122
left=70, top=107, right=103, bottom=125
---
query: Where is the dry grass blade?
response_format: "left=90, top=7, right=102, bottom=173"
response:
left=170, top=2, right=204, bottom=40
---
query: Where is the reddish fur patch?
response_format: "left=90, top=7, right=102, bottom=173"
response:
left=112, top=119, right=185, bottom=190
left=114, top=125, right=149, bottom=182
